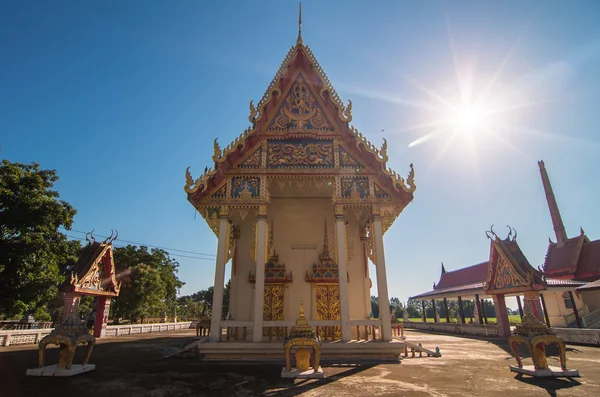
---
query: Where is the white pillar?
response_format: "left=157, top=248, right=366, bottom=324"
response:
left=252, top=208, right=268, bottom=342
left=372, top=212, right=392, bottom=341
left=335, top=207, right=351, bottom=341
left=209, top=213, right=230, bottom=342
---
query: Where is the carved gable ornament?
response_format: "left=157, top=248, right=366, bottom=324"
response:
left=65, top=232, right=120, bottom=297
left=483, top=227, right=544, bottom=294
left=267, top=73, right=335, bottom=134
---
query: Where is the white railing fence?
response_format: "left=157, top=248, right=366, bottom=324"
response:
left=0, top=321, right=193, bottom=347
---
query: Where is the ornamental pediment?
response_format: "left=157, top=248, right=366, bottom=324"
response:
left=266, top=73, right=336, bottom=135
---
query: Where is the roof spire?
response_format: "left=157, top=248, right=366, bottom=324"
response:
left=297, top=2, right=303, bottom=45
left=441, top=262, right=447, bottom=276
left=538, top=160, right=567, bottom=247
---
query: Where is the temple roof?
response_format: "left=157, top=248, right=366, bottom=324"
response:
left=435, top=262, right=488, bottom=290
left=542, top=230, right=600, bottom=281
left=412, top=228, right=555, bottom=300
left=184, top=30, right=416, bottom=213
left=62, top=233, right=120, bottom=296
left=576, top=277, right=600, bottom=291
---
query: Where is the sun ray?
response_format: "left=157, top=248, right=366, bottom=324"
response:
left=408, top=129, right=447, bottom=148
left=402, top=74, right=457, bottom=111
left=399, top=117, right=456, bottom=134
left=479, top=126, right=531, bottom=160
left=338, top=83, right=438, bottom=111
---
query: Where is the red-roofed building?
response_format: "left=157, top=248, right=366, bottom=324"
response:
left=410, top=161, right=600, bottom=336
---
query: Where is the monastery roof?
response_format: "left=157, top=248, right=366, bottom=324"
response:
left=184, top=27, right=416, bottom=225
left=546, top=278, right=588, bottom=287
left=576, top=239, right=600, bottom=280
left=435, top=262, right=488, bottom=290
left=411, top=282, right=485, bottom=300
left=577, top=277, right=600, bottom=291
left=542, top=231, right=600, bottom=281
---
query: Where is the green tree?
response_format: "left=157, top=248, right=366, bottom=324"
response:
left=111, top=245, right=184, bottom=323
left=406, top=298, right=422, bottom=318
left=389, top=297, right=403, bottom=318
left=370, top=295, right=379, bottom=318
left=0, top=160, right=77, bottom=318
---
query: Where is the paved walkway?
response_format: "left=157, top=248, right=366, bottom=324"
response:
left=1, top=329, right=599, bottom=396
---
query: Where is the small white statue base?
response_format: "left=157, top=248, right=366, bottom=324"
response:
left=281, top=366, right=324, bottom=379
left=26, top=364, right=96, bottom=377
left=510, top=365, right=579, bottom=378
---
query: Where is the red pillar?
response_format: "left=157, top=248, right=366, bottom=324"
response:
left=493, top=294, right=510, bottom=337
left=94, top=296, right=112, bottom=337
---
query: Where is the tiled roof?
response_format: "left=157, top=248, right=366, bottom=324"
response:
left=435, top=262, right=488, bottom=290
left=545, top=278, right=587, bottom=287
left=577, top=278, right=600, bottom=291
left=543, top=235, right=584, bottom=276
left=411, top=282, right=485, bottom=299
left=575, top=239, right=600, bottom=280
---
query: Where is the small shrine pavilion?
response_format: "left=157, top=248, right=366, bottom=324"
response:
left=62, top=231, right=120, bottom=337
left=184, top=11, right=415, bottom=347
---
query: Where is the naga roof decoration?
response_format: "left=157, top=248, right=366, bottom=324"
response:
left=62, top=230, right=121, bottom=297
left=185, top=23, right=416, bottom=234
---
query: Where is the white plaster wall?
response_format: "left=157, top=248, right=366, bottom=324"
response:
left=582, top=290, right=600, bottom=312
left=229, top=198, right=369, bottom=322
left=542, top=290, right=587, bottom=327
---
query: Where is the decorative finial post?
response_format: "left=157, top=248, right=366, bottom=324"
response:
left=299, top=300, right=305, bottom=318
left=297, top=2, right=303, bottom=45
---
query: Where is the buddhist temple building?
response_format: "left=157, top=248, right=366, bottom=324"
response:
left=184, top=9, right=415, bottom=352
left=411, top=161, right=600, bottom=335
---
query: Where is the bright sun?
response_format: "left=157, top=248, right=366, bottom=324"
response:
left=454, top=104, right=485, bottom=131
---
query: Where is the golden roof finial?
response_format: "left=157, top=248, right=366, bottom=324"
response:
left=299, top=300, right=305, bottom=318
left=297, top=2, right=303, bottom=45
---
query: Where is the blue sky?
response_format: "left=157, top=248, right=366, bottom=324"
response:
left=2, top=1, right=600, bottom=307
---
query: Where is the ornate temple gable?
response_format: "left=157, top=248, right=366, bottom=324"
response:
left=184, top=30, right=417, bottom=233
left=373, top=182, right=391, bottom=199
left=266, top=73, right=336, bottom=135
left=236, top=146, right=262, bottom=169
left=64, top=232, right=120, bottom=297
left=483, top=226, right=545, bottom=294
left=267, top=139, right=334, bottom=169
left=340, top=176, right=370, bottom=199
left=338, top=145, right=366, bottom=170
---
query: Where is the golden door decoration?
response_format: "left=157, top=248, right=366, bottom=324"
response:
left=263, top=284, right=285, bottom=336
left=315, top=284, right=341, bottom=339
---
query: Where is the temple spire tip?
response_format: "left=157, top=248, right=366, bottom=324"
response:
left=296, top=2, right=303, bottom=45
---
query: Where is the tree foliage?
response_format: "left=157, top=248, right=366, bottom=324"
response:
left=111, top=245, right=184, bottom=323
left=0, top=160, right=78, bottom=317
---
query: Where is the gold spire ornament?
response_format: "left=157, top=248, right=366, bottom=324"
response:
left=297, top=2, right=303, bottom=45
